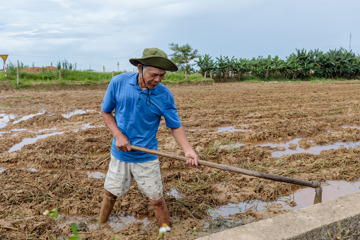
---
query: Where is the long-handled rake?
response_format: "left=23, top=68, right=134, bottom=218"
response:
left=131, top=145, right=323, bottom=204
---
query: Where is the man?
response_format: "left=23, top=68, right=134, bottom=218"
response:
left=99, top=48, right=199, bottom=228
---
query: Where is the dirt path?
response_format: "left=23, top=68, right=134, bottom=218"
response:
left=1, top=81, right=360, bottom=239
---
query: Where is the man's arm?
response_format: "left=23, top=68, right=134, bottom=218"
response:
left=101, top=110, right=131, bottom=151
left=171, top=126, right=199, bottom=167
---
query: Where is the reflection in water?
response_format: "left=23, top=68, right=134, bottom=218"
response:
left=58, top=213, right=152, bottom=231
left=220, top=142, right=245, bottom=150
left=209, top=180, right=360, bottom=219
left=0, top=128, right=27, bottom=137
left=35, top=127, right=57, bottom=133
left=0, top=113, right=16, bottom=129
left=0, top=165, right=106, bottom=179
left=6, top=124, right=104, bottom=153
left=13, top=111, right=45, bottom=124
left=8, top=131, right=65, bottom=153
left=167, top=188, right=182, bottom=199
left=267, top=139, right=360, bottom=158
left=61, top=109, right=96, bottom=119
left=220, top=137, right=360, bottom=157
left=342, top=125, right=360, bottom=130
left=86, top=170, right=106, bottom=179
left=73, top=123, right=104, bottom=132
left=217, top=126, right=252, bottom=133
left=0, top=166, right=37, bottom=173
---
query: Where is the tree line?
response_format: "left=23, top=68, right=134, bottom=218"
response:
left=5, top=44, right=360, bottom=82
left=195, top=48, right=360, bottom=81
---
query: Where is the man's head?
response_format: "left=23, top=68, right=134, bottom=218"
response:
left=129, top=48, right=178, bottom=72
left=130, top=48, right=178, bottom=89
left=137, top=64, right=166, bottom=89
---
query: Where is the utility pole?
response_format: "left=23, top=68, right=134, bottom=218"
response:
left=17, top=60, right=19, bottom=85
left=349, top=33, right=352, bottom=51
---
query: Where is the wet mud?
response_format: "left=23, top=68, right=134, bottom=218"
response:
left=1, top=81, right=360, bottom=239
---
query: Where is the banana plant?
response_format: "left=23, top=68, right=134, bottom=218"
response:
left=215, top=55, right=228, bottom=81
left=197, top=48, right=360, bottom=81
left=196, top=54, right=214, bottom=78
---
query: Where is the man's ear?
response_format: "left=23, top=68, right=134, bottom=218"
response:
left=137, top=64, right=143, bottom=72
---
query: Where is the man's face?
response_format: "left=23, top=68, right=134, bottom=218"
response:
left=140, top=66, right=166, bottom=89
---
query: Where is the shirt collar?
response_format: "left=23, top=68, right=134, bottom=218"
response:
left=129, top=73, right=159, bottom=95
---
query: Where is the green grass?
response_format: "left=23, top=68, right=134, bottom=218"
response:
left=163, top=71, right=214, bottom=84
left=4, top=69, right=120, bottom=81
left=308, top=78, right=360, bottom=83
left=0, top=68, right=213, bottom=86
left=0, top=69, right=120, bottom=87
left=0, top=104, right=11, bottom=108
left=4, top=67, right=355, bottom=87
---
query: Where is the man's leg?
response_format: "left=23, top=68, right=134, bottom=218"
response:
left=149, top=197, right=170, bottom=226
left=99, top=189, right=117, bottom=223
left=100, top=155, right=132, bottom=223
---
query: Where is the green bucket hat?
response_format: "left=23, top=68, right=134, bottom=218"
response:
left=129, top=48, right=178, bottom=72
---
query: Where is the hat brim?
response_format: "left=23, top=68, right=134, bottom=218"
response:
left=129, top=57, right=178, bottom=72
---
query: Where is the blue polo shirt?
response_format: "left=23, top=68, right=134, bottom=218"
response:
left=101, top=72, right=182, bottom=163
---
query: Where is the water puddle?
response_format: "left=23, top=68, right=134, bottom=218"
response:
left=8, top=131, right=65, bottom=153
left=219, top=142, right=245, bottom=150
left=343, top=125, right=360, bottom=130
left=58, top=213, right=152, bottom=231
left=73, top=123, right=104, bottom=132
left=167, top=188, right=182, bottom=199
left=217, top=125, right=252, bottom=133
left=209, top=180, right=360, bottom=219
left=62, top=109, right=96, bottom=119
left=189, top=128, right=208, bottom=132
left=0, top=165, right=37, bottom=174
left=85, top=170, right=106, bottom=179
left=35, top=127, right=57, bottom=133
left=0, top=128, right=27, bottom=137
left=0, top=164, right=106, bottom=179
left=0, top=113, right=16, bottom=129
left=261, top=138, right=360, bottom=158
left=220, top=138, right=360, bottom=157
left=13, top=111, right=45, bottom=124
left=5, top=124, right=104, bottom=153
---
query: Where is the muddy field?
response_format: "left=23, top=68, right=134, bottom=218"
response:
left=1, top=81, right=360, bottom=239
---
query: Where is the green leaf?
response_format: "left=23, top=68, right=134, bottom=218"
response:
left=51, top=208, right=58, bottom=219
left=68, top=237, right=80, bottom=240
left=71, top=223, right=78, bottom=235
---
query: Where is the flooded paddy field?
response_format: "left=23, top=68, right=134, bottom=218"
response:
left=1, top=81, right=360, bottom=239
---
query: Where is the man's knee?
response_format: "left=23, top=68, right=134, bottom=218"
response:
left=149, top=197, right=166, bottom=208
left=104, top=189, right=117, bottom=202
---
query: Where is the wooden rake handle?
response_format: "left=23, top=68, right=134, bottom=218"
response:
left=130, top=145, right=321, bottom=189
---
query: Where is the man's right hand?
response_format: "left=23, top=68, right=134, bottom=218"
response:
left=115, top=134, right=131, bottom=151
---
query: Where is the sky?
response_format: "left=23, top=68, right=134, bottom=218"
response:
left=0, top=0, right=359, bottom=72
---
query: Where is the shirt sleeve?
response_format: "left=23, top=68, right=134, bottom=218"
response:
left=163, top=92, right=182, bottom=129
left=101, top=79, right=117, bottom=113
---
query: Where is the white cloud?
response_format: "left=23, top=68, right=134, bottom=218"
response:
left=0, top=0, right=360, bottom=71
left=48, top=0, right=72, bottom=8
